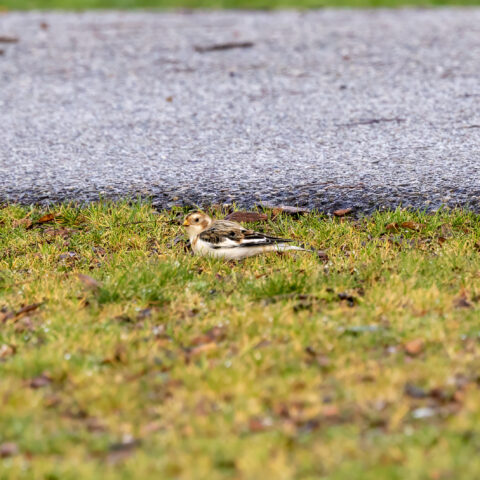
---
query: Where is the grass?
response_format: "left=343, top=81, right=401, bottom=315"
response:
left=4, top=0, right=480, bottom=10
left=2, top=201, right=480, bottom=478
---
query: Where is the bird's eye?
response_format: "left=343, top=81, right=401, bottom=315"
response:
left=194, top=218, right=199, bottom=222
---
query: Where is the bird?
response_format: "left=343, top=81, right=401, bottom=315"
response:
left=182, top=211, right=307, bottom=260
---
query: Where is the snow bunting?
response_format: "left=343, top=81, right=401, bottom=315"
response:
left=182, top=211, right=307, bottom=260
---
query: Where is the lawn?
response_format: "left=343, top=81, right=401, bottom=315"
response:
left=2, top=201, right=480, bottom=478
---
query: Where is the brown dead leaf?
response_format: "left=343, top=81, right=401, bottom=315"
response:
left=0, top=442, right=18, bottom=458
left=401, top=221, right=425, bottom=231
left=77, top=273, right=102, bottom=290
left=37, top=213, right=56, bottom=224
left=0, top=36, right=19, bottom=43
left=188, top=342, right=218, bottom=358
left=12, top=217, right=32, bottom=229
left=8, top=303, right=42, bottom=323
left=248, top=417, right=272, bottom=433
left=85, top=417, right=107, bottom=433
left=404, top=338, right=424, bottom=356
left=190, top=326, right=226, bottom=347
left=45, top=227, right=77, bottom=238
left=386, top=222, right=399, bottom=232
left=316, top=250, right=329, bottom=261
left=224, top=211, right=268, bottom=223
left=304, top=346, right=330, bottom=368
left=102, top=344, right=128, bottom=365
left=322, top=405, right=340, bottom=418
left=25, top=213, right=59, bottom=229
left=0, top=310, right=14, bottom=323
left=44, top=394, right=62, bottom=408
left=0, top=344, right=16, bottom=359
left=140, top=421, right=162, bottom=436
left=333, top=208, right=353, bottom=217
left=453, top=290, right=473, bottom=309
left=30, top=373, right=52, bottom=389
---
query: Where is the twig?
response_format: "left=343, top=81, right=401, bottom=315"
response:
left=194, top=41, right=254, bottom=53
left=336, top=117, right=405, bottom=127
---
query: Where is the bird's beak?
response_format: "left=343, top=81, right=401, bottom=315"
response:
left=182, top=219, right=189, bottom=226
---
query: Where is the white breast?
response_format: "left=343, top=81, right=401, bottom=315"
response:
left=192, top=237, right=293, bottom=260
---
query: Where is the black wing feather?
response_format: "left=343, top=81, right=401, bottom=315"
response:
left=199, top=221, right=294, bottom=249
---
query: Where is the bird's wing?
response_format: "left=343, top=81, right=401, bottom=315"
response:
left=199, top=220, right=294, bottom=249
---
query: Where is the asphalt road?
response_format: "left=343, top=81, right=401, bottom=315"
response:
left=1, top=10, right=480, bottom=212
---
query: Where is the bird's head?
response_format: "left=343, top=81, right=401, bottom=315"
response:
left=182, top=212, right=213, bottom=237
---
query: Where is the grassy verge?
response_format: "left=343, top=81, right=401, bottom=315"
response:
left=2, top=201, right=480, bottom=479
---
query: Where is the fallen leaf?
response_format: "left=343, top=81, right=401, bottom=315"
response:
left=12, top=217, right=32, bottom=229
left=37, top=213, right=56, bottom=224
left=316, top=250, right=329, bottom=261
left=404, top=338, right=424, bottom=356
left=85, top=417, right=107, bottom=432
left=102, top=344, right=128, bottom=365
left=59, top=252, right=78, bottom=261
left=140, top=421, right=162, bottom=436
left=11, top=303, right=42, bottom=322
left=322, top=405, right=340, bottom=418
left=0, top=344, right=16, bottom=359
left=454, top=297, right=472, bottom=309
left=0, top=309, right=14, bottom=323
left=0, top=36, right=19, bottom=43
left=45, top=227, right=76, bottom=238
left=401, top=221, right=425, bottom=231
left=304, top=346, right=330, bottom=368
left=188, top=342, right=218, bottom=358
left=190, top=326, right=226, bottom=346
left=77, top=273, right=102, bottom=290
left=224, top=211, right=268, bottom=223
left=333, top=208, right=353, bottom=217
left=0, top=442, right=18, bottom=458
left=453, top=290, right=473, bottom=309
left=386, top=222, right=399, bottom=232
left=253, top=339, right=271, bottom=349
left=30, top=373, right=52, bottom=389
left=248, top=417, right=272, bottom=433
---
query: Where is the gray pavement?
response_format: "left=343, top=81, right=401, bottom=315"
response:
left=1, top=9, right=480, bottom=212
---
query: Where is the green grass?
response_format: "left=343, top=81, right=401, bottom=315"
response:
left=2, top=201, right=480, bottom=479
left=4, top=0, right=480, bottom=10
